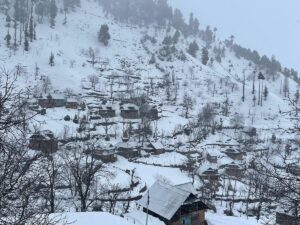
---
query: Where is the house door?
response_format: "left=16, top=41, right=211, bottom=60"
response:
left=180, top=216, right=191, bottom=225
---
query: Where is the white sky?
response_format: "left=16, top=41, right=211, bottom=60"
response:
left=169, top=0, right=300, bottom=71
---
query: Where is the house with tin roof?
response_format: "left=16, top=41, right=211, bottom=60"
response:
left=138, top=181, right=209, bottom=225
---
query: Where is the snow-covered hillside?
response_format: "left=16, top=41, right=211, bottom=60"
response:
left=0, top=0, right=299, bottom=225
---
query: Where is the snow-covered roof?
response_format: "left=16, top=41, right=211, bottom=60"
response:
left=138, top=181, right=195, bottom=220
left=175, top=182, right=197, bottom=195
left=116, top=141, right=138, bottom=149
left=150, top=141, right=164, bottom=150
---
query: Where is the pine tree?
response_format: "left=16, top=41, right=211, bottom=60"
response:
left=49, top=52, right=55, bottom=66
left=24, top=37, right=29, bottom=51
left=49, top=0, right=58, bottom=28
left=263, top=86, right=268, bottom=100
left=98, top=24, right=110, bottom=46
left=5, top=30, right=11, bottom=47
left=29, top=8, right=34, bottom=42
left=201, top=47, right=209, bottom=65
left=187, top=41, right=199, bottom=57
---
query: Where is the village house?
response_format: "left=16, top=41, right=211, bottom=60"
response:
left=142, top=141, right=165, bottom=155
left=38, top=94, right=66, bottom=108
left=223, top=148, right=244, bottom=160
left=98, top=105, right=116, bottom=118
left=138, top=181, right=209, bottom=225
left=28, top=130, right=58, bottom=153
left=200, top=168, right=220, bottom=185
left=94, top=144, right=117, bottom=163
left=116, top=141, right=140, bottom=158
left=221, top=162, right=244, bottom=178
left=206, top=153, right=218, bottom=163
left=65, top=98, right=79, bottom=109
left=120, top=104, right=139, bottom=119
left=276, top=212, right=299, bottom=225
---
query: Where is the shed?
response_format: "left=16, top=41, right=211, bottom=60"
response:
left=116, top=141, right=140, bottom=158
left=138, top=181, right=209, bottom=225
left=29, top=130, right=58, bottom=153
left=120, top=104, right=139, bottom=119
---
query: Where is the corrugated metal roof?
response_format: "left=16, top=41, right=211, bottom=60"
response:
left=175, top=183, right=197, bottom=195
left=138, top=182, right=194, bottom=220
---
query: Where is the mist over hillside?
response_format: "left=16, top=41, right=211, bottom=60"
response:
left=0, top=1, right=299, bottom=225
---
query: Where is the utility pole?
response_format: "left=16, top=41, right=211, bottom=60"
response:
left=146, top=190, right=150, bottom=225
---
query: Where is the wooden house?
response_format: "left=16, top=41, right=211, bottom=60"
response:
left=200, top=168, right=220, bottom=184
left=38, top=94, right=66, bottom=108
left=66, top=98, right=79, bottom=109
left=206, top=153, right=218, bottom=163
left=28, top=130, right=58, bottom=153
left=142, top=141, right=165, bottom=155
left=98, top=105, right=116, bottom=118
left=276, top=212, right=299, bottom=225
left=94, top=145, right=117, bottom=163
left=120, top=104, right=139, bottom=119
left=116, top=141, right=140, bottom=158
left=138, top=182, right=209, bottom=225
left=223, top=148, right=244, bottom=160
left=222, top=162, right=244, bottom=178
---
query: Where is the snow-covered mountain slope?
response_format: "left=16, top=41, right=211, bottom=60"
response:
left=1, top=1, right=298, bottom=224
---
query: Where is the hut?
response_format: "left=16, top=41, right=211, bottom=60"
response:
left=116, top=141, right=139, bottom=158
left=142, top=141, right=165, bottom=155
left=66, top=98, right=79, bottom=109
left=223, top=148, right=244, bottom=160
left=38, top=94, right=66, bottom=108
left=120, top=104, right=139, bottom=119
left=28, top=130, right=58, bottom=153
left=276, top=212, right=298, bottom=225
left=200, top=168, right=220, bottom=184
left=222, top=162, right=244, bottom=178
left=138, top=181, right=209, bottom=225
left=206, top=153, right=218, bottom=163
left=98, top=105, right=116, bottom=118
left=94, top=144, right=117, bottom=163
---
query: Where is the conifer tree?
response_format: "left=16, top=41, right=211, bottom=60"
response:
left=98, top=24, right=111, bottom=46
left=24, top=37, right=29, bottom=51
left=201, top=47, right=209, bottom=65
left=187, top=41, right=199, bottom=57
left=49, top=52, right=55, bottom=66
left=49, top=0, right=58, bottom=28
left=5, top=30, right=11, bottom=47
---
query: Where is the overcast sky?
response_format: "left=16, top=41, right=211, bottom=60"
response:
left=170, top=0, right=300, bottom=71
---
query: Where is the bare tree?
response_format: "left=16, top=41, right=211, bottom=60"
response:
left=88, top=74, right=100, bottom=90
left=62, top=141, right=111, bottom=212
left=182, top=93, right=194, bottom=118
left=86, top=47, right=99, bottom=67
left=0, top=68, right=48, bottom=225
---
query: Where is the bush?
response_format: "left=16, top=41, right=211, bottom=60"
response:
left=64, top=115, right=71, bottom=121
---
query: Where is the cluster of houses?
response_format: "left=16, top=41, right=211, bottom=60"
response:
left=28, top=130, right=165, bottom=161
left=37, top=94, right=79, bottom=109
left=88, top=102, right=159, bottom=120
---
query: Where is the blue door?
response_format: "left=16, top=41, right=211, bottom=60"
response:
left=180, top=216, right=191, bottom=225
